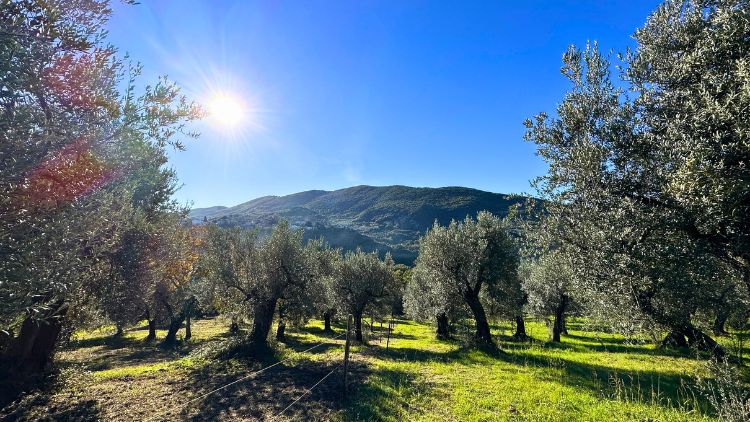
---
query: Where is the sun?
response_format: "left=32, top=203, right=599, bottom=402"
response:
left=207, top=92, right=246, bottom=128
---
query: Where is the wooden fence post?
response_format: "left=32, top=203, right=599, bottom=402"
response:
left=386, top=320, right=392, bottom=350
left=343, top=314, right=352, bottom=399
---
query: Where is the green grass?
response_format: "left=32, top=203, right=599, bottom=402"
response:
left=346, top=319, right=717, bottom=421
left=3, top=317, right=737, bottom=421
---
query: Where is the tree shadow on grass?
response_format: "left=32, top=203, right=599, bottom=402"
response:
left=502, top=351, right=713, bottom=415
left=538, top=337, right=707, bottom=360
left=363, top=335, right=714, bottom=417
left=0, top=371, right=101, bottom=422
left=343, top=366, right=432, bottom=421
left=62, top=335, right=186, bottom=372
left=178, top=354, right=356, bottom=421
left=562, top=332, right=631, bottom=345
left=61, top=323, right=244, bottom=372
left=279, top=330, right=345, bottom=355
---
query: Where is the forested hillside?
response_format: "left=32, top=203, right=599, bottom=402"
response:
left=190, top=185, right=529, bottom=263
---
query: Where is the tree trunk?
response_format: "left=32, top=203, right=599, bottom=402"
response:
left=662, top=324, right=724, bottom=357
left=146, top=319, right=157, bottom=341
left=550, top=302, right=565, bottom=342
left=354, top=311, right=363, bottom=341
left=561, top=315, right=568, bottom=335
left=662, top=329, right=689, bottom=348
left=250, top=298, right=278, bottom=347
left=276, top=305, right=287, bottom=342
left=230, top=319, right=239, bottom=334
left=465, top=294, right=493, bottom=345
left=114, top=325, right=123, bottom=337
left=185, top=315, right=192, bottom=341
left=276, top=321, right=286, bottom=342
left=685, top=325, right=725, bottom=357
left=436, top=313, right=450, bottom=338
left=4, top=315, right=64, bottom=374
left=164, top=316, right=184, bottom=345
left=513, top=315, right=527, bottom=340
left=323, top=311, right=334, bottom=332
left=713, top=312, right=729, bottom=336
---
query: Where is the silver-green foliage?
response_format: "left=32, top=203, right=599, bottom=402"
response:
left=405, top=211, right=520, bottom=343
left=523, top=0, right=749, bottom=341
left=0, top=1, right=199, bottom=333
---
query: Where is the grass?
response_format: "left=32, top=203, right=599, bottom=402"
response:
left=348, top=319, right=718, bottom=421
left=0, top=317, right=741, bottom=421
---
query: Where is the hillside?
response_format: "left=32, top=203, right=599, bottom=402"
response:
left=189, top=185, right=529, bottom=264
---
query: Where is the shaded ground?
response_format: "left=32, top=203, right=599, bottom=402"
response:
left=0, top=319, right=364, bottom=421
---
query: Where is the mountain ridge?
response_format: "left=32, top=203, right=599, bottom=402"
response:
left=189, top=185, right=530, bottom=264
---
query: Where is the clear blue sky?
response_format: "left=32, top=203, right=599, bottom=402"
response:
left=107, top=0, right=660, bottom=208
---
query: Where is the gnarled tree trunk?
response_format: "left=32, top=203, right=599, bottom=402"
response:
left=323, top=310, right=334, bottom=332
left=436, top=313, right=450, bottom=339
left=550, top=301, right=566, bottom=342
left=662, top=329, right=689, bottom=348
left=185, top=315, right=192, bottom=340
left=662, top=324, right=724, bottom=357
left=354, top=311, right=364, bottom=341
left=163, top=316, right=184, bottom=345
left=146, top=319, right=157, bottom=341
left=3, top=313, right=65, bottom=374
left=465, top=294, right=492, bottom=345
left=276, top=305, right=286, bottom=342
left=250, top=298, right=278, bottom=347
left=276, top=322, right=286, bottom=341
left=713, top=311, right=729, bottom=336
left=513, top=315, right=527, bottom=340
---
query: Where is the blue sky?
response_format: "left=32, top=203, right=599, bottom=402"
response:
left=107, top=0, right=660, bottom=208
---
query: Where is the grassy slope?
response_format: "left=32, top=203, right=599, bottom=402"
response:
left=1, top=318, right=726, bottom=421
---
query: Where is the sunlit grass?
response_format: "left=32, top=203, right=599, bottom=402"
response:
left=94, top=357, right=201, bottom=379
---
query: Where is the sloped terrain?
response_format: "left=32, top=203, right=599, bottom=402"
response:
left=189, top=185, right=528, bottom=264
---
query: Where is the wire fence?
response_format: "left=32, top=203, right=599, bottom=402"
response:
left=152, top=331, right=347, bottom=421
left=152, top=317, right=397, bottom=421
left=272, top=364, right=342, bottom=420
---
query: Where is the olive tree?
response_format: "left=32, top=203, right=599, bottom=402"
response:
left=305, top=239, right=342, bottom=333
left=97, top=226, right=152, bottom=337
left=411, top=212, right=520, bottom=345
left=523, top=1, right=747, bottom=352
left=0, top=0, right=200, bottom=373
left=404, top=264, right=467, bottom=338
left=151, top=217, right=202, bottom=345
left=202, top=222, right=322, bottom=348
left=332, top=249, right=397, bottom=341
left=521, top=253, right=576, bottom=342
left=275, top=238, right=339, bottom=341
